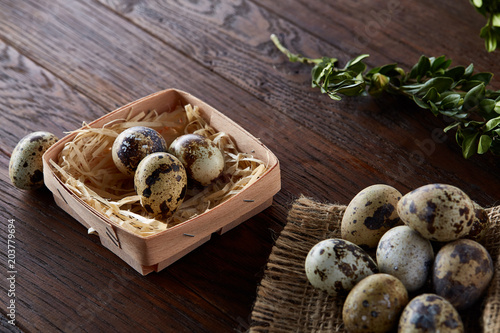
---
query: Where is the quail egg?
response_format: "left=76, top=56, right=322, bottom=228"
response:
left=464, top=202, right=490, bottom=242
left=376, top=225, right=434, bottom=292
left=398, top=294, right=464, bottom=333
left=397, top=184, right=475, bottom=242
left=9, top=131, right=58, bottom=190
left=112, top=126, right=167, bottom=176
left=342, top=273, right=408, bottom=333
left=304, top=238, right=378, bottom=296
left=341, top=184, right=402, bottom=248
left=432, top=238, right=493, bottom=310
left=134, top=152, right=188, bottom=219
left=169, top=134, right=224, bottom=186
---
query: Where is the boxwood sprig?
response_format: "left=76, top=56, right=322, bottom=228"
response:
left=470, top=0, right=500, bottom=52
left=271, top=34, right=500, bottom=159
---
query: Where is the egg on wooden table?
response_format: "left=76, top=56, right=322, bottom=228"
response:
left=397, top=184, right=475, bottom=242
left=112, top=126, right=167, bottom=176
left=9, top=131, right=58, bottom=190
left=341, top=184, right=402, bottom=248
left=169, top=134, right=224, bottom=186
left=304, top=238, right=378, bottom=296
left=432, top=238, right=493, bottom=310
left=134, top=152, right=188, bottom=219
left=398, top=294, right=464, bottom=333
left=376, top=225, right=434, bottom=292
left=342, top=273, right=408, bottom=333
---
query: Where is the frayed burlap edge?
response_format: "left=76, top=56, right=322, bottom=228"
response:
left=250, top=196, right=500, bottom=333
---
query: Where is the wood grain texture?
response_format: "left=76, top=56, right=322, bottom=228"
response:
left=0, top=0, right=499, bottom=332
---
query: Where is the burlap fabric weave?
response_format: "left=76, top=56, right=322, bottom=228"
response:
left=250, top=196, right=500, bottom=333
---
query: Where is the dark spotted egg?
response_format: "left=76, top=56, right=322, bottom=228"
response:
left=9, top=131, right=58, bottom=190
left=397, top=184, right=475, bottom=242
left=432, top=239, right=493, bottom=310
left=169, top=134, right=224, bottom=186
left=134, top=152, right=188, bottom=219
left=341, top=184, right=402, bottom=248
left=304, top=238, right=378, bottom=296
left=398, top=294, right=464, bottom=333
left=112, top=126, right=167, bottom=176
left=343, top=274, right=408, bottom=333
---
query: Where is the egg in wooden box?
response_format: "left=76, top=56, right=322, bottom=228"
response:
left=42, top=89, right=281, bottom=275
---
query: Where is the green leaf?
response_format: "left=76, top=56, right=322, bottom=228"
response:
left=464, top=63, right=474, bottom=78
left=471, top=0, right=482, bottom=8
left=416, top=77, right=454, bottom=94
left=460, top=80, right=486, bottom=91
left=430, top=56, right=451, bottom=73
left=440, top=93, right=462, bottom=109
left=485, top=116, right=500, bottom=131
left=444, top=122, right=460, bottom=132
left=460, top=129, right=480, bottom=158
left=495, top=100, right=500, bottom=114
left=478, top=134, right=493, bottom=154
left=493, top=13, right=500, bottom=27
left=470, top=72, right=493, bottom=84
left=429, top=101, right=439, bottom=115
left=344, top=54, right=369, bottom=73
left=413, top=96, right=430, bottom=109
left=422, top=87, right=439, bottom=102
left=410, top=55, right=431, bottom=80
left=479, top=98, right=497, bottom=119
left=463, top=83, right=485, bottom=111
left=443, top=66, right=465, bottom=81
left=336, top=81, right=366, bottom=96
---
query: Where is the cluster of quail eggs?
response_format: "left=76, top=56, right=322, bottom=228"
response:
left=111, top=127, right=225, bottom=219
left=9, top=126, right=225, bottom=220
left=305, top=183, right=493, bottom=333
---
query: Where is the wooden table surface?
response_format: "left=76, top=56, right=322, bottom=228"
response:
left=1, top=0, right=499, bottom=332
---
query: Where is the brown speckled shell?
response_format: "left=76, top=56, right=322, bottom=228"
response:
left=397, top=184, right=475, bottom=242
left=112, top=126, right=167, bottom=176
left=304, top=238, right=378, bottom=296
left=432, top=239, right=493, bottom=310
left=9, top=131, right=58, bottom=190
left=464, top=202, right=490, bottom=242
left=342, top=273, right=408, bottom=333
left=134, top=152, right=188, bottom=219
left=169, top=134, right=224, bottom=186
left=341, top=184, right=402, bottom=248
left=398, top=294, right=464, bottom=333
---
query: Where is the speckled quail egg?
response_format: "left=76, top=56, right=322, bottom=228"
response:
left=134, top=152, right=188, bottom=219
left=432, top=238, right=493, bottom=310
left=342, top=273, right=408, bottom=333
left=112, top=126, right=167, bottom=176
left=169, top=134, right=224, bottom=186
left=464, top=202, right=490, bottom=242
left=9, top=131, right=58, bottom=190
left=397, top=184, right=475, bottom=242
left=376, top=225, right=434, bottom=292
left=341, top=184, right=402, bottom=248
left=398, top=294, right=464, bottom=333
left=304, top=238, right=378, bottom=296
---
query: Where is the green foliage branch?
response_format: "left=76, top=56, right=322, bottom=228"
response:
left=271, top=34, right=500, bottom=158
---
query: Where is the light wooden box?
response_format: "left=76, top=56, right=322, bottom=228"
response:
left=42, top=89, right=281, bottom=275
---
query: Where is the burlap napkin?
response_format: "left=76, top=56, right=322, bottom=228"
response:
left=250, top=196, right=500, bottom=332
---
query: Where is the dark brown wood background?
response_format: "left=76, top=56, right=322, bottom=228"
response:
left=0, top=0, right=499, bottom=332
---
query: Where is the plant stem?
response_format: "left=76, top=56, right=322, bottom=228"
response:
left=270, top=34, right=324, bottom=65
